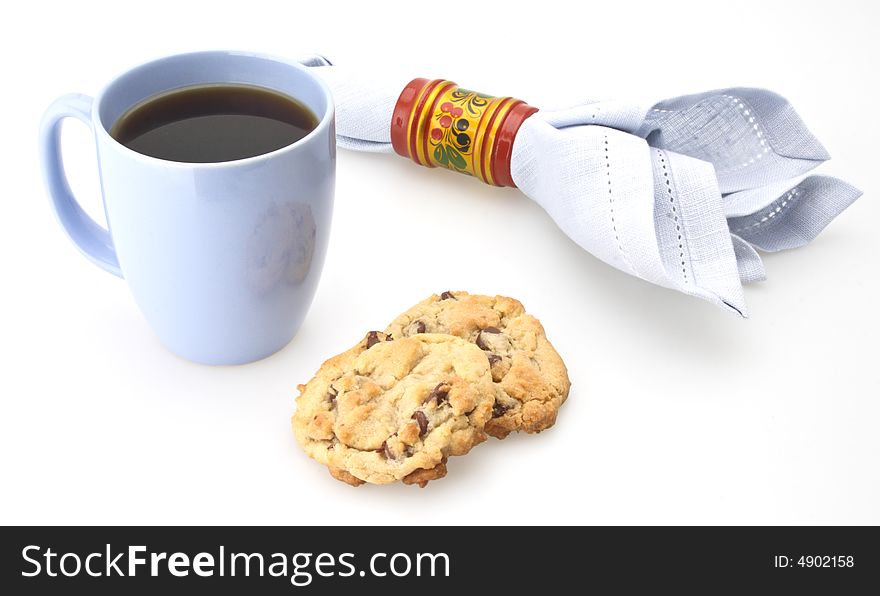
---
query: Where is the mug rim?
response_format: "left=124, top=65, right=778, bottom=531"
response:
left=92, top=50, right=335, bottom=169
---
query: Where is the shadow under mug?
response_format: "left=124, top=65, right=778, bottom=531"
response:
left=39, top=51, right=336, bottom=365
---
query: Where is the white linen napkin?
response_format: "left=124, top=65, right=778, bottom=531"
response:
left=301, top=56, right=861, bottom=316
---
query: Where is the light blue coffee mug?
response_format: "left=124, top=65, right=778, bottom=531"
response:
left=39, top=51, right=336, bottom=365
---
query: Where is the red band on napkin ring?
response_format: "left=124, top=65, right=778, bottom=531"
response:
left=390, top=79, right=537, bottom=187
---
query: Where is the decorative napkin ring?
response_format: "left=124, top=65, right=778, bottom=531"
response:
left=390, top=78, right=538, bottom=187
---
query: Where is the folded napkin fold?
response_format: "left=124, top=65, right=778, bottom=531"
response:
left=301, top=56, right=861, bottom=316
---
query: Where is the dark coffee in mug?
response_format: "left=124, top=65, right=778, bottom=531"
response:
left=111, top=83, right=318, bottom=163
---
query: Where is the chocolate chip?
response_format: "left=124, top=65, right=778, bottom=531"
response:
left=414, top=320, right=426, bottom=334
left=440, top=291, right=456, bottom=300
left=424, top=382, right=450, bottom=405
left=365, top=331, right=382, bottom=349
left=492, top=403, right=510, bottom=418
left=412, top=411, right=428, bottom=437
left=487, top=354, right=501, bottom=366
left=476, top=327, right=503, bottom=351
left=377, top=440, right=394, bottom=460
left=386, top=333, right=393, bottom=341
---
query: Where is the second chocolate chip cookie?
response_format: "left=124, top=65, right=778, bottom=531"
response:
left=385, top=291, right=570, bottom=439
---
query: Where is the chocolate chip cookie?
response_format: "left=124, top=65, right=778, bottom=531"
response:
left=292, top=331, right=496, bottom=487
left=385, top=292, right=570, bottom=439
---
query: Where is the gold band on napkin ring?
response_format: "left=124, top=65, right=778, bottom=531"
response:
left=390, top=78, right=538, bottom=187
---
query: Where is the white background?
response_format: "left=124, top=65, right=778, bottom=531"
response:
left=1, top=0, right=878, bottom=525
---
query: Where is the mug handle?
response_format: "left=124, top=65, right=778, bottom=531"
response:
left=39, top=94, right=121, bottom=277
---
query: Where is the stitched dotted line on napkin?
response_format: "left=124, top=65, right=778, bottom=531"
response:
left=731, top=188, right=800, bottom=234
left=605, top=135, right=636, bottom=275
left=656, top=149, right=688, bottom=284
left=717, top=95, right=772, bottom=173
left=650, top=96, right=771, bottom=174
